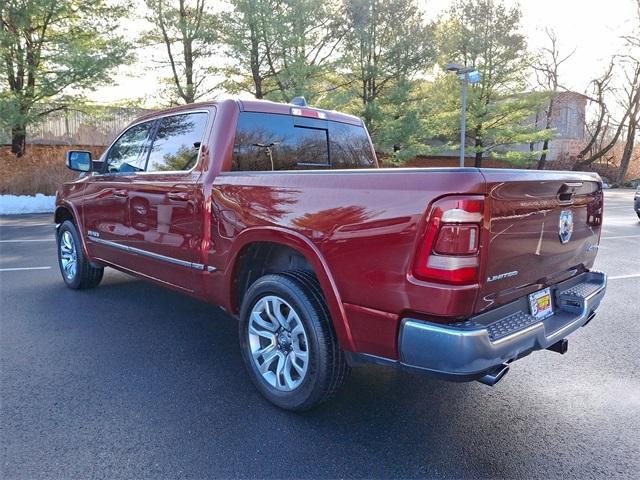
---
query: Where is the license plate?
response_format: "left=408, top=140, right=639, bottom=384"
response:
left=529, top=287, right=554, bottom=320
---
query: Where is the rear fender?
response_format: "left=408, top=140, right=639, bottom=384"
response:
left=223, top=226, right=356, bottom=351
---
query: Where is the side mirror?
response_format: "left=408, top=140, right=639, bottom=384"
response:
left=66, top=150, right=92, bottom=172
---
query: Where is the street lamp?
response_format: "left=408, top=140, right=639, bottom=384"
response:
left=446, top=63, right=481, bottom=167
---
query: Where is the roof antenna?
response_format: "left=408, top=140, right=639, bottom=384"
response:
left=290, top=96, right=307, bottom=107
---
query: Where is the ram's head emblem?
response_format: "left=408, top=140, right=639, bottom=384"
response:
left=559, top=210, right=573, bottom=244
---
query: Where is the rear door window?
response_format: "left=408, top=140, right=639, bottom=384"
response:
left=232, top=113, right=328, bottom=171
left=329, top=121, right=376, bottom=169
left=146, top=112, right=208, bottom=172
left=232, top=112, right=374, bottom=171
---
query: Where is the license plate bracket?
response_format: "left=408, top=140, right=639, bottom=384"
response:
left=529, top=287, right=554, bottom=320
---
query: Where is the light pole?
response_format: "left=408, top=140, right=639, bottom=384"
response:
left=446, top=63, right=481, bottom=167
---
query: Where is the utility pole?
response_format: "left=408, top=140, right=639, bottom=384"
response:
left=446, top=63, right=481, bottom=168
left=459, top=75, right=468, bottom=168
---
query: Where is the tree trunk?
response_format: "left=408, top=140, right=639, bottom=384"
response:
left=254, top=75, right=263, bottom=99
left=363, top=106, right=373, bottom=132
left=616, top=119, right=637, bottom=185
left=362, top=81, right=374, bottom=131
left=474, top=127, right=483, bottom=167
left=249, top=23, right=263, bottom=99
left=537, top=139, right=549, bottom=170
left=11, top=125, right=27, bottom=157
left=183, top=41, right=195, bottom=103
left=474, top=150, right=483, bottom=168
left=537, top=97, right=554, bottom=170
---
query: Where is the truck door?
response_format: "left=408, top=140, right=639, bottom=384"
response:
left=83, top=120, right=155, bottom=266
left=124, top=110, right=211, bottom=292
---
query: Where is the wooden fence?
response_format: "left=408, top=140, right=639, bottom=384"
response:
left=0, top=106, right=152, bottom=147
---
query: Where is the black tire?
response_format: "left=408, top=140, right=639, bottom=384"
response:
left=239, top=271, right=350, bottom=411
left=57, top=220, right=104, bottom=290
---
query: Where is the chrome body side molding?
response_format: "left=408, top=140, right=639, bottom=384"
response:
left=88, top=237, right=216, bottom=272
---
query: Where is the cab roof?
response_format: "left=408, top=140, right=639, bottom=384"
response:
left=132, top=98, right=364, bottom=127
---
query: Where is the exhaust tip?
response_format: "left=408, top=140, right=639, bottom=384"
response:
left=477, top=364, right=509, bottom=386
left=547, top=338, right=569, bottom=355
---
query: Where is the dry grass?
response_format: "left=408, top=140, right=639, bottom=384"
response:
left=1, top=145, right=105, bottom=195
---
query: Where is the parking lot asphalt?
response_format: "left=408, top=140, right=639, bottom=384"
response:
left=1, top=189, right=639, bottom=479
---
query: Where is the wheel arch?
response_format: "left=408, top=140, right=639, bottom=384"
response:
left=54, top=202, right=90, bottom=259
left=225, top=227, right=356, bottom=351
left=54, top=205, right=74, bottom=225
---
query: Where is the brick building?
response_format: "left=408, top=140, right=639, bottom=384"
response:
left=508, top=91, right=588, bottom=161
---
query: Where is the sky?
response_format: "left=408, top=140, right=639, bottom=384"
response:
left=428, top=0, right=637, bottom=91
left=91, top=0, right=638, bottom=107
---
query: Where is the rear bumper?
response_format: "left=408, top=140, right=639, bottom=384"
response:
left=396, top=270, right=606, bottom=380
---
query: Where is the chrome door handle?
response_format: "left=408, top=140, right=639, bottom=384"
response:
left=113, top=189, right=128, bottom=198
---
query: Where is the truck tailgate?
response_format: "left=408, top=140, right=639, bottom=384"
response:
left=476, top=170, right=603, bottom=313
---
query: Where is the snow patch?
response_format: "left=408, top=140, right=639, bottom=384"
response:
left=0, top=194, right=56, bottom=214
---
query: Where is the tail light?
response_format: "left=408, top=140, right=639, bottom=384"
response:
left=413, top=196, right=484, bottom=285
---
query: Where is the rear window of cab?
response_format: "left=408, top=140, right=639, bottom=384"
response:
left=232, top=112, right=375, bottom=171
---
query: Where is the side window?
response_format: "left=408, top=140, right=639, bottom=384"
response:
left=329, top=122, right=376, bottom=169
left=105, top=122, right=153, bottom=173
left=146, top=112, right=208, bottom=172
left=232, top=113, right=329, bottom=171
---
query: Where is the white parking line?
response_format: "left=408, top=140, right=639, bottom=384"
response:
left=0, top=266, right=52, bottom=272
left=0, top=222, right=53, bottom=227
left=608, top=273, right=640, bottom=280
left=0, top=239, right=53, bottom=243
left=600, top=235, right=640, bottom=240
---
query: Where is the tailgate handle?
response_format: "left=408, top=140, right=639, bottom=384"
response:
left=557, top=182, right=582, bottom=204
left=167, top=191, right=190, bottom=201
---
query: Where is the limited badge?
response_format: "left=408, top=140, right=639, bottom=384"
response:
left=559, top=210, right=573, bottom=244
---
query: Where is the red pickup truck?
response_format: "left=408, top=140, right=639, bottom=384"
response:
left=56, top=99, right=607, bottom=410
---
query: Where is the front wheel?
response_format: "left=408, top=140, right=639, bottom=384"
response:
left=57, top=220, right=104, bottom=289
left=239, top=271, right=349, bottom=411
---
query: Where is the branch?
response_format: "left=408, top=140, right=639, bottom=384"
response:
left=155, top=0, right=186, bottom=101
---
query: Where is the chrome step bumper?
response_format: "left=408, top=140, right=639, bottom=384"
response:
left=399, top=271, right=607, bottom=379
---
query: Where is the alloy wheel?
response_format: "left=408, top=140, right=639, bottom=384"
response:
left=248, top=295, right=309, bottom=391
left=60, top=230, right=77, bottom=281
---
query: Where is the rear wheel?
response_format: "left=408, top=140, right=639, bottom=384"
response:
left=57, top=220, right=103, bottom=289
left=239, top=271, right=349, bottom=411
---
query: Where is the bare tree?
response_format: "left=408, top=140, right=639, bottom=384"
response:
left=573, top=62, right=629, bottom=170
left=615, top=57, right=640, bottom=184
left=576, top=0, right=640, bottom=180
left=531, top=28, right=575, bottom=170
left=615, top=0, right=640, bottom=184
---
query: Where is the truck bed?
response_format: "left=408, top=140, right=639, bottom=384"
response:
left=211, top=167, right=602, bottom=358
